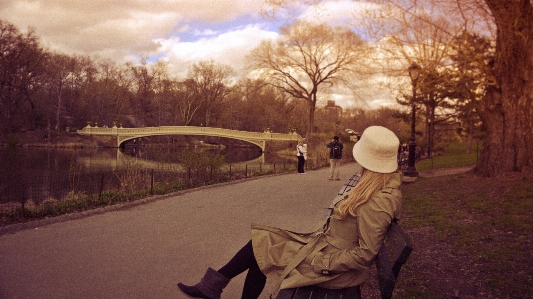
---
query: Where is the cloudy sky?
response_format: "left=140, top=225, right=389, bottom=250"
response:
left=0, top=0, right=397, bottom=109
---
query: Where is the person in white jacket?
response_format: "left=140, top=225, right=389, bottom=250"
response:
left=296, top=139, right=307, bottom=174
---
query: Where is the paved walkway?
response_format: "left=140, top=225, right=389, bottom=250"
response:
left=0, top=163, right=361, bottom=299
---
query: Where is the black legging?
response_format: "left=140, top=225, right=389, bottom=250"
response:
left=297, top=156, right=305, bottom=173
left=218, top=240, right=267, bottom=299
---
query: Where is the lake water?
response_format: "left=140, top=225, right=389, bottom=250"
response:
left=0, top=145, right=296, bottom=205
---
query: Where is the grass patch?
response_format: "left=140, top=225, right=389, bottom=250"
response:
left=397, top=287, right=438, bottom=299
left=416, top=142, right=480, bottom=170
left=400, top=171, right=533, bottom=298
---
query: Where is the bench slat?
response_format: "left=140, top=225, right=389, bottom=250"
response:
left=310, top=288, right=339, bottom=299
left=277, top=285, right=361, bottom=299
left=275, top=288, right=296, bottom=299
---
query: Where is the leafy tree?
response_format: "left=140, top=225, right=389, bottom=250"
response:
left=448, top=32, right=495, bottom=153
left=397, top=68, right=462, bottom=157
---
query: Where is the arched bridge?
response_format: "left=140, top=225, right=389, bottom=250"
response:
left=77, top=125, right=302, bottom=151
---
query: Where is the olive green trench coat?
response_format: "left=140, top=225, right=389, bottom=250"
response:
left=251, top=172, right=402, bottom=297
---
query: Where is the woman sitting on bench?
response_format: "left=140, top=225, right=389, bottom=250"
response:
left=177, top=126, right=403, bottom=299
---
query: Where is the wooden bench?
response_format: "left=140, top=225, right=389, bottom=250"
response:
left=275, top=173, right=413, bottom=299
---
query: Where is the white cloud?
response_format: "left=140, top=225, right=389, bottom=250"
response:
left=297, top=0, right=381, bottom=26
left=0, top=0, right=402, bottom=109
left=156, top=24, right=278, bottom=78
left=0, top=0, right=265, bottom=64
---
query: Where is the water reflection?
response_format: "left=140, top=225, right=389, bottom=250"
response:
left=0, top=145, right=295, bottom=204
left=120, top=144, right=263, bottom=164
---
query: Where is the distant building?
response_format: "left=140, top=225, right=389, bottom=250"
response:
left=324, top=100, right=342, bottom=120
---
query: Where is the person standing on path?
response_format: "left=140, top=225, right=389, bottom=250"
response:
left=327, top=136, right=343, bottom=180
left=177, top=126, right=402, bottom=299
left=296, top=139, right=307, bottom=174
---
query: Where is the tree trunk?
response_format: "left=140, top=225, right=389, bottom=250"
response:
left=426, top=121, right=433, bottom=158
left=56, top=92, right=62, bottom=131
left=466, top=123, right=473, bottom=154
left=307, top=93, right=318, bottom=136
left=307, top=103, right=315, bottom=136
left=477, top=0, right=533, bottom=176
left=205, top=107, right=211, bottom=127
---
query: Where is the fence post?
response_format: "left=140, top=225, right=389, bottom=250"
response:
left=98, top=173, right=105, bottom=203
left=229, top=164, right=232, bottom=180
left=188, top=166, right=191, bottom=186
left=150, top=169, right=154, bottom=195
left=245, top=164, right=248, bottom=177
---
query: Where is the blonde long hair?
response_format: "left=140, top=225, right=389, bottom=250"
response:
left=338, top=168, right=393, bottom=218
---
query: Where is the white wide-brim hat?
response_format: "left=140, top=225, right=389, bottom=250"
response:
left=352, top=126, right=399, bottom=173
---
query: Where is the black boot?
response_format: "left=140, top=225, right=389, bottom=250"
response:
left=177, top=267, right=230, bottom=299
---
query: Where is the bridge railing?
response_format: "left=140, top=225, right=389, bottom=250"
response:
left=78, top=126, right=301, bottom=150
left=77, top=126, right=301, bottom=140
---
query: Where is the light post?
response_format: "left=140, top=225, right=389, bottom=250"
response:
left=427, top=118, right=431, bottom=158
left=404, top=62, right=421, bottom=177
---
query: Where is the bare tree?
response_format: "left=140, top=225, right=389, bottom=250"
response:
left=150, top=60, right=173, bottom=126
left=227, top=78, right=298, bottom=132
left=247, top=21, right=365, bottom=136
left=92, top=59, right=135, bottom=126
left=0, top=21, right=46, bottom=135
left=173, top=79, right=202, bottom=126
left=127, top=58, right=176, bottom=127
left=43, top=53, right=78, bottom=133
left=188, top=60, right=234, bottom=127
